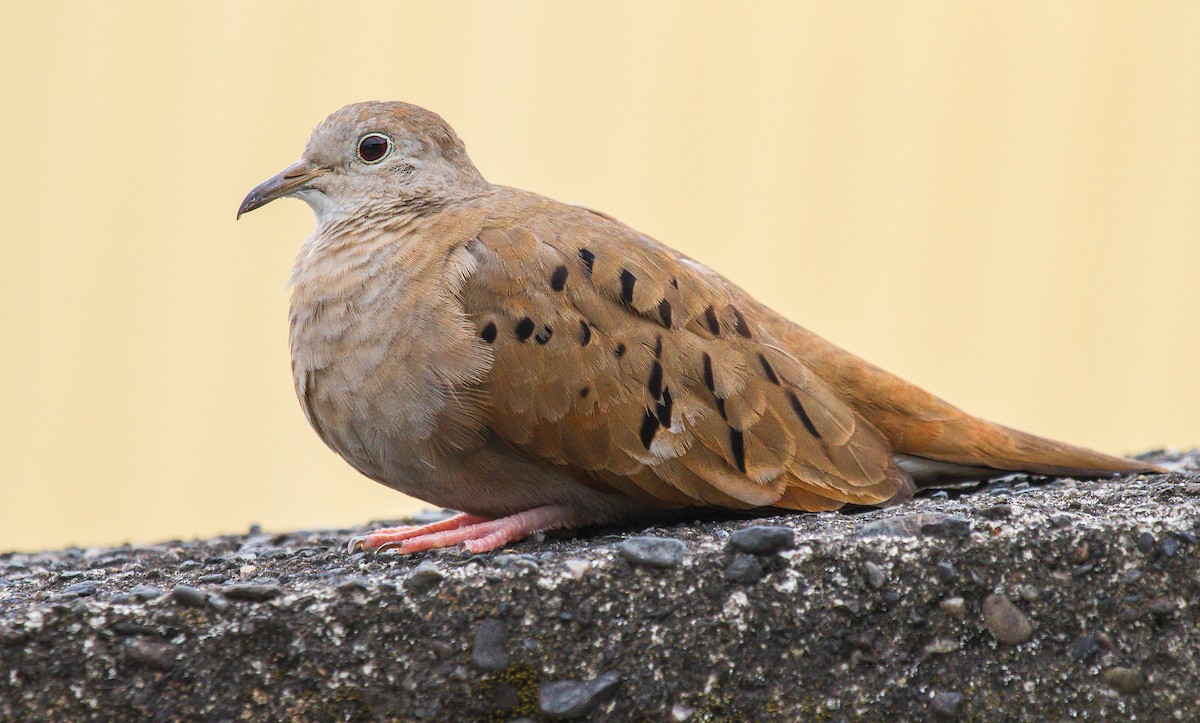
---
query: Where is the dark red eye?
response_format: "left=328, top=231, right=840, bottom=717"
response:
left=356, top=133, right=390, bottom=163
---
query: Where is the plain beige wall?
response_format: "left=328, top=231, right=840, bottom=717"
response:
left=1, top=2, right=1196, bottom=552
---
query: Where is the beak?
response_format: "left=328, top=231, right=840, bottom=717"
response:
left=237, top=160, right=330, bottom=219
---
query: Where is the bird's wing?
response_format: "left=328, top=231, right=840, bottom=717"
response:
left=458, top=190, right=910, bottom=511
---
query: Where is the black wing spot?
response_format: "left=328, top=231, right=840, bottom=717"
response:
left=515, top=318, right=535, bottom=341
left=786, top=391, right=822, bottom=439
left=615, top=342, right=626, bottom=358
left=655, top=387, right=673, bottom=427
left=648, top=361, right=663, bottom=400
left=578, top=245, right=597, bottom=272
left=731, top=307, right=752, bottom=338
left=703, top=306, right=720, bottom=335
left=550, top=265, right=569, bottom=291
left=579, top=248, right=595, bottom=274
left=702, top=352, right=716, bottom=392
left=580, top=387, right=590, bottom=398
left=579, top=320, right=592, bottom=346
left=639, top=408, right=660, bottom=449
left=670, top=276, right=678, bottom=289
left=715, top=395, right=728, bottom=420
left=653, top=335, right=663, bottom=359
left=758, top=354, right=780, bottom=385
left=729, top=428, right=747, bottom=473
left=657, top=299, right=673, bottom=328
left=534, top=326, right=554, bottom=345
left=480, top=322, right=497, bottom=344
left=619, top=269, right=637, bottom=305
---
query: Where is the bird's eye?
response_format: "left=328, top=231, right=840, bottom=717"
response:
left=356, top=133, right=391, bottom=164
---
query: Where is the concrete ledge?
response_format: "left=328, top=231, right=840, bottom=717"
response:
left=1, top=451, right=1197, bottom=721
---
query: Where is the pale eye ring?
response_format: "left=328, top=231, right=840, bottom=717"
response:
left=356, top=133, right=391, bottom=163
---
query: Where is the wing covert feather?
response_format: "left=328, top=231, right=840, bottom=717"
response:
left=459, top=189, right=907, bottom=511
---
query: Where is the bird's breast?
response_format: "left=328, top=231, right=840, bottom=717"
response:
left=285, top=228, right=486, bottom=486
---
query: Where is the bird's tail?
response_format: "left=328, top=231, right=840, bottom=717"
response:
left=890, top=418, right=1164, bottom=487
left=769, top=321, right=1166, bottom=483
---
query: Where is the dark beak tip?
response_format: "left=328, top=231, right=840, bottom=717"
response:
left=236, top=191, right=263, bottom=220
left=238, top=160, right=323, bottom=221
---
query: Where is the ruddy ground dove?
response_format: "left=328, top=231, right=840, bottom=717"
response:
left=238, top=101, right=1164, bottom=554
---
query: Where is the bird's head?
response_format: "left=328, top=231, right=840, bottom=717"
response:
left=238, top=101, right=487, bottom=223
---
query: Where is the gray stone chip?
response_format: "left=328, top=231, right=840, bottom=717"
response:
left=169, top=584, right=208, bottom=608
left=856, top=512, right=971, bottom=538
left=727, top=525, right=795, bottom=554
left=930, top=690, right=965, bottom=720
left=981, top=593, right=1033, bottom=645
left=221, top=584, right=282, bottom=602
left=62, top=581, right=98, bottom=597
left=127, top=585, right=164, bottom=601
left=724, top=554, right=765, bottom=584
left=1103, top=666, right=1145, bottom=694
left=123, top=639, right=178, bottom=671
left=863, top=561, right=885, bottom=589
left=539, top=670, right=622, bottom=719
left=616, top=537, right=686, bottom=569
left=405, top=561, right=445, bottom=592
left=472, top=618, right=510, bottom=671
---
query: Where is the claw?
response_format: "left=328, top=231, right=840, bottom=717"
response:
left=346, top=535, right=368, bottom=554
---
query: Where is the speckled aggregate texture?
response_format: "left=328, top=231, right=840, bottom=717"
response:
left=1, top=451, right=1197, bottom=721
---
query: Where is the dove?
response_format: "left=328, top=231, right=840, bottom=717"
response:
left=238, top=101, right=1164, bottom=555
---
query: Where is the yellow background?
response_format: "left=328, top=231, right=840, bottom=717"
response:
left=1, top=2, right=1196, bottom=552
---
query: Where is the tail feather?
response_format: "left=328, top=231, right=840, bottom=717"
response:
left=769, top=321, right=1166, bottom=480
left=915, top=416, right=1166, bottom=478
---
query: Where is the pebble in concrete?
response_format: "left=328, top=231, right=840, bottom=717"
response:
left=939, top=597, right=966, bottom=620
left=472, top=618, right=510, bottom=671
left=62, top=581, right=98, bottom=597
left=616, top=537, right=686, bottom=569
left=727, top=526, right=794, bottom=555
left=539, top=670, right=622, bottom=719
left=124, top=639, right=178, bottom=671
left=1103, top=667, right=1145, bottom=694
left=921, top=515, right=973, bottom=539
left=221, top=584, right=282, bottom=602
left=856, top=513, right=971, bottom=539
left=863, top=561, right=885, bottom=589
left=724, top=554, right=764, bottom=584
left=930, top=690, right=965, bottom=720
left=406, top=561, right=445, bottom=592
left=981, top=593, right=1033, bottom=645
left=128, top=585, right=163, bottom=601
left=170, top=585, right=208, bottom=608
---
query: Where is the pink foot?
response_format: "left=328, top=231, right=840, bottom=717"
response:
left=352, top=506, right=576, bottom=555
left=348, top=512, right=487, bottom=553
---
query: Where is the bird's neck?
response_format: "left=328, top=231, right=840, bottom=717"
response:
left=288, top=196, right=487, bottom=321
left=290, top=212, right=427, bottom=303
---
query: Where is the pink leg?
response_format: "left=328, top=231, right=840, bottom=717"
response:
left=374, top=505, right=576, bottom=555
left=347, top=512, right=487, bottom=553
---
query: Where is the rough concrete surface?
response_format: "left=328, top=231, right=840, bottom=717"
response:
left=1, top=450, right=1197, bottom=722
